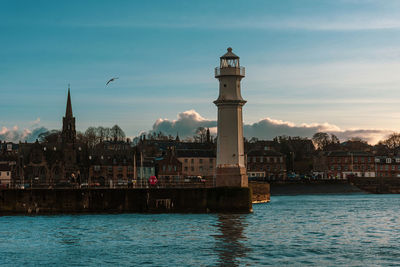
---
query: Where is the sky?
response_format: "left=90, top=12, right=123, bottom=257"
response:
left=2, top=0, right=400, bottom=144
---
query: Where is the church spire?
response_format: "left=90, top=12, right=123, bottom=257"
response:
left=65, top=84, right=73, bottom=118
left=62, top=85, right=76, bottom=144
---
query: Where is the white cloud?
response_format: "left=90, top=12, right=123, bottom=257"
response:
left=0, top=126, right=48, bottom=143
left=150, top=110, right=392, bottom=144
left=30, top=117, right=41, bottom=126
left=152, top=110, right=216, bottom=137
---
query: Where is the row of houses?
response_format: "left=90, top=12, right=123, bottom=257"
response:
left=314, top=151, right=400, bottom=178
left=0, top=137, right=288, bottom=188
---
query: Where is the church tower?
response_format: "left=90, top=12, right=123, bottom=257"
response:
left=214, top=48, right=248, bottom=187
left=62, top=87, right=76, bottom=144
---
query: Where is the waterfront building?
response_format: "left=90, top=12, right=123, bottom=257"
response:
left=214, top=48, right=248, bottom=187
left=156, top=150, right=182, bottom=184
left=176, top=149, right=216, bottom=183
left=246, top=149, right=287, bottom=180
left=88, top=145, right=134, bottom=187
left=0, top=163, right=11, bottom=188
left=374, top=156, right=400, bottom=178
left=314, top=151, right=375, bottom=179
left=0, top=141, right=18, bottom=187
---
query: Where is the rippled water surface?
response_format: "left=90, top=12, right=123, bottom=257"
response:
left=1, top=194, right=399, bottom=266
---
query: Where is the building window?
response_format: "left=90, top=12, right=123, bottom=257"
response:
left=354, top=157, right=358, bottom=163
left=185, top=159, right=188, bottom=163
left=199, top=159, right=203, bottom=164
left=184, top=167, right=188, bottom=171
left=260, top=157, right=263, bottom=163
left=338, top=166, right=341, bottom=171
left=331, top=166, right=334, bottom=171
left=361, top=158, right=365, bottom=163
left=386, top=158, right=392, bottom=164
left=168, top=165, right=172, bottom=171
left=344, top=166, right=348, bottom=171
left=392, top=165, right=395, bottom=171
left=162, top=166, right=166, bottom=171
left=385, top=165, right=389, bottom=171
left=191, top=159, right=194, bottom=164
left=191, top=167, right=194, bottom=171
left=199, top=166, right=203, bottom=171
left=209, top=158, right=213, bottom=163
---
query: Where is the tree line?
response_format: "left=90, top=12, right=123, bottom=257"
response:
left=39, top=125, right=126, bottom=148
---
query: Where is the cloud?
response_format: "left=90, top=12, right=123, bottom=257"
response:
left=243, top=117, right=391, bottom=144
left=0, top=126, right=48, bottom=143
left=29, top=117, right=41, bottom=127
left=150, top=110, right=392, bottom=144
left=152, top=110, right=216, bottom=138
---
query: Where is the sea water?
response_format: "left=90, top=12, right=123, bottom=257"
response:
left=0, top=194, right=399, bottom=266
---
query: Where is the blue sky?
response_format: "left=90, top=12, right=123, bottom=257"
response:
left=1, top=0, right=400, bottom=143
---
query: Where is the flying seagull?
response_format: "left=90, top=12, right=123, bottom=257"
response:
left=106, top=77, right=119, bottom=85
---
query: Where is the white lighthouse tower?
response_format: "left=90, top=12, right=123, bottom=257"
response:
left=214, top=47, right=248, bottom=187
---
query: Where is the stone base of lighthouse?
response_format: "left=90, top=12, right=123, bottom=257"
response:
left=215, top=166, right=248, bottom=187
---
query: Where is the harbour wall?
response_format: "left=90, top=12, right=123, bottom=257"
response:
left=249, top=182, right=270, bottom=203
left=269, top=180, right=364, bottom=196
left=349, top=177, right=400, bottom=194
left=0, top=187, right=252, bottom=215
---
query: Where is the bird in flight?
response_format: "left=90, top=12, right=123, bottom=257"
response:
left=106, top=77, right=119, bottom=85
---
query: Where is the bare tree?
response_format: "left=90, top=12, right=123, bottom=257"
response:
left=331, top=134, right=340, bottom=144
left=312, top=132, right=330, bottom=150
left=111, top=125, right=126, bottom=141
left=38, top=130, right=61, bottom=143
left=381, top=133, right=400, bottom=151
left=193, top=127, right=207, bottom=143
left=85, top=127, right=98, bottom=148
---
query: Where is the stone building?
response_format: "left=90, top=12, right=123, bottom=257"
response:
left=176, top=149, right=216, bottom=179
left=0, top=141, right=18, bottom=187
left=17, top=89, right=88, bottom=187
left=246, top=149, right=287, bottom=180
left=0, top=163, right=11, bottom=188
left=156, top=150, right=182, bottom=184
left=375, top=156, right=400, bottom=178
left=314, top=151, right=375, bottom=179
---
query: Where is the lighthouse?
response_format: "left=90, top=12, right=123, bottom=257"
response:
left=214, top=48, right=248, bottom=187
